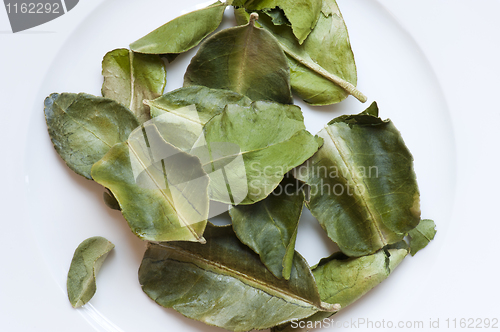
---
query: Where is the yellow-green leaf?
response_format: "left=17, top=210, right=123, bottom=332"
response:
left=102, top=49, right=166, bottom=124
left=130, top=1, right=227, bottom=54
left=67, top=237, right=114, bottom=308
left=408, top=219, right=437, bottom=256
left=91, top=122, right=210, bottom=243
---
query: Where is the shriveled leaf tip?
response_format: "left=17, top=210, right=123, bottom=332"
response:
left=250, top=12, right=259, bottom=24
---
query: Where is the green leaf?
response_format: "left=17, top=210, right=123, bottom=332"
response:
left=44, top=93, right=140, bottom=179
left=67, top=236, right=114, bottom=308
left=184, top=13, right=293, bottom=104
left=239, top=0, right=365, bottom=105
left=130, top=1, right=227, bottom=54
left=139, top=223, right=337, bottom=332
left=239, top=0, right=322, bottom=44
left=199, top=101, right=322, bottom=205
left=91, top=122, right=210, bottom=243
left=102, top=49, right=166, bottom=124
left=408, top=219, right=437, bottom=256
left=148, top=86, right=252, bottom=122
left=272, top=243, right=408, bottom=332
left=293, top=102, right=421, bottom=257
left=313, top=243, right=408, bottom=308
left=145, top=86, right=252, bottom=152
left=230, top=175, right=304, bottom=280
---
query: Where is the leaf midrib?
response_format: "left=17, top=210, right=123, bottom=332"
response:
left=128, top=51, right=136, bottom=112
left=126, top=141, right=203, bottom=242
left=153, top=243, right=322, bottom=310
left=202, top=129, right=308, bottom=167
left=148, top=102, right=205, bottom=126
left=324, top=125, right=387, bottom=246
left=233, top=22, right=253, bottom=94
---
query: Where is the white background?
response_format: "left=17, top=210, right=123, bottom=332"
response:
left=1, top=1, right=499, bottom=331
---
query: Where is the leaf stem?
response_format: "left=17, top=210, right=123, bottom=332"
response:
left=320, top=302, right=341, bottom=312
left=280, top=44, right=367, bottom=103
left=249, top=12, right=259, bottom=26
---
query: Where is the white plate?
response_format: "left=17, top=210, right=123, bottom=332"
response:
left=24, top=0, right=455, bottom=331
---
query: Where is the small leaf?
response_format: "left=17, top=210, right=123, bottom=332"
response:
left=239, top=0, right=323, bottom=44
left=145, top=86, right=252, bottom=152
left=408, top=219, right=437, bottom=256
left=200, top=101, right=322, bottom=205
left=272, top=243, right=408, bottom=332
left=91, top=122, right=210, bottom=243
left=312, top=243, right=408, bottom=308
left=139, top=223, right=337, bottom=332
left=102, top=189, right=120, bottom=211
left=240, top=0, right=365, bottom=105
left=184, top=13, right=293, bottom=104
left=130, top=1, right=227, bottom=54
left=44, top=93, right=140, bottom=179
left=262, top=8, right=291, bottom=26
left=102, top=49, right=166, bottom=124
left=67, top=236, right=114, bottom=308
left=294, top=102, right=420, bottom=257
left=230, top=175, right=304, bottom=279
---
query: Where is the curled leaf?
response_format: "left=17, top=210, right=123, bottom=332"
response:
left=237, top=0, right=322, bottom=44
left=44, top=93, right=139, bottom=179
left=102, top=49, right=166, bottom=124
left=130, top=1, right=227, bottom=54
left=91, top=122, right=210, bottom=243
left=408, top=219, right=437, bottom=256
left=139, top=224, right=337, bottom=332
left=67, top=237, right=114, bottom=308
left=184, top=13, right=293, bottom=104
left=230, top=175, right=304, bottom=279
left=294, top=103, right=420, bottom=257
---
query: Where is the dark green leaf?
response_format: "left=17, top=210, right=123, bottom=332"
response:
left=130, top=1, right=227, bottom=54
left=103, top=189, right=120, bottom=211
left=262, top=7, right=291, bottom=26
left=160, top=53, right=179, bottom=63
left=294, top=103, right=420, bottom=257
left=102, top=49, right=166, bottom=124
left=139, top=223, right=337, bottom=331
left=44, top=93, right=140, bottom=179
left=230, top=175, right=304, bottom=279
left=184, top=13, right=293, bottom=104
left=199, top=101, right=322, bottom=205
left=91, top=122, right=210, bottom=243
left=408, top=219, right=437, bottom=256
left=67, top=237, right=114, bottom=308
